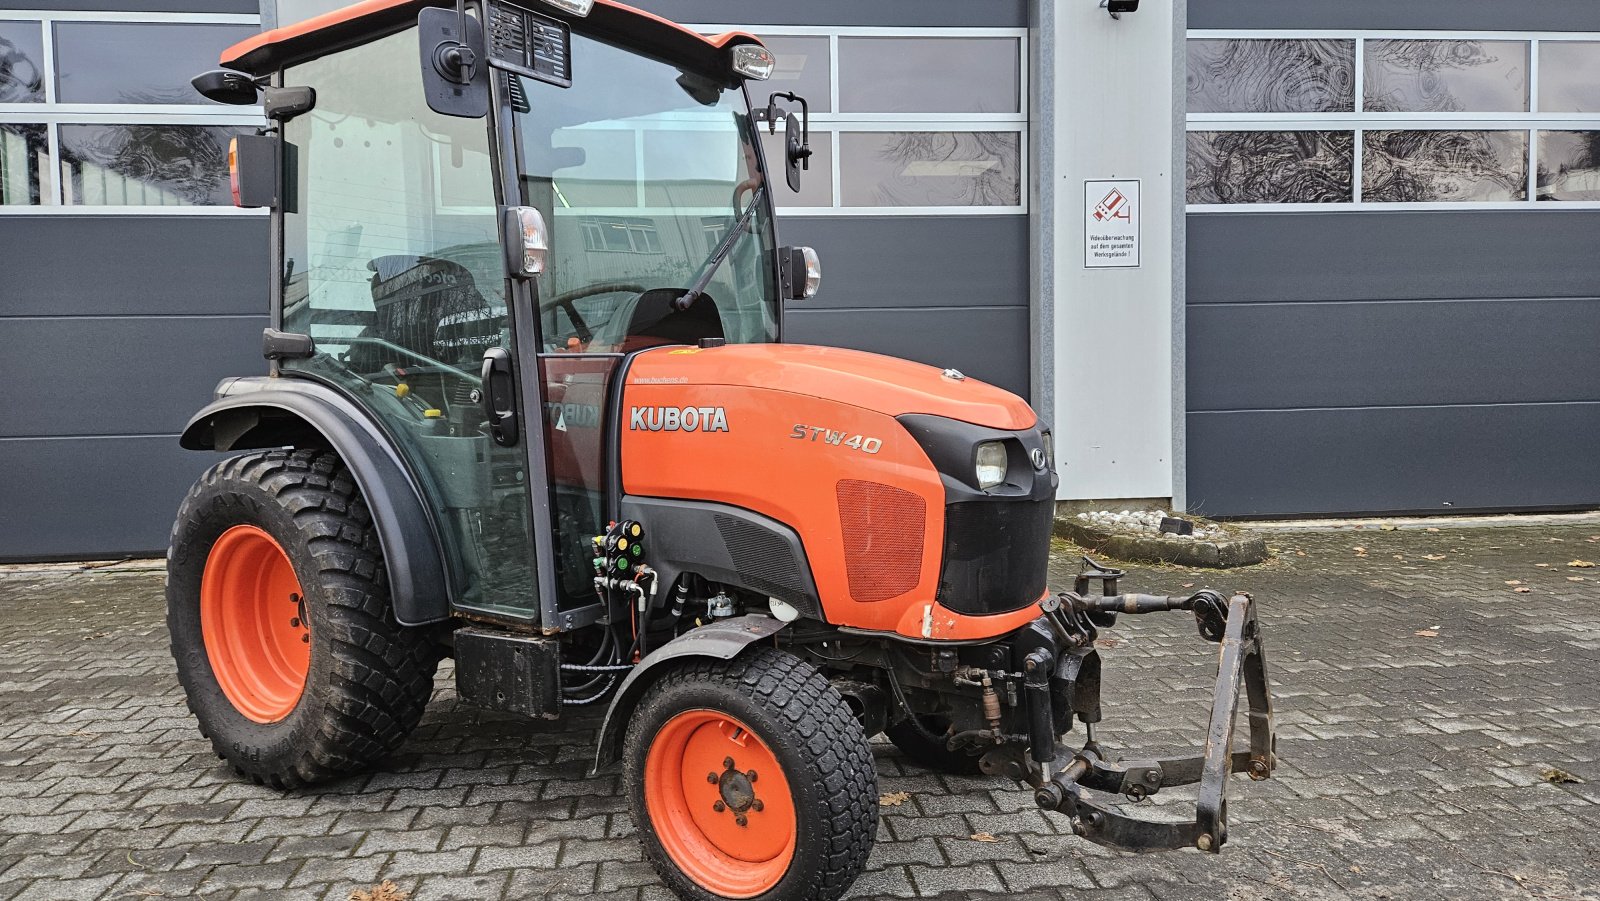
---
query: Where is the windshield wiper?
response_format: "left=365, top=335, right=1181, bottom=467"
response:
left=675, top=185, right=766, bottom=311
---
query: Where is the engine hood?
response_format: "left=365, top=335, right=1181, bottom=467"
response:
left=626, top=343, right=1036, bottom=430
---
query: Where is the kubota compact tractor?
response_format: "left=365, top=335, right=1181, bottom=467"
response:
left=168, top=1, right=1276, bottom=898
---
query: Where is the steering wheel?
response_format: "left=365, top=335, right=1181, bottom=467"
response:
left=539, top=282, right=646, bottom=346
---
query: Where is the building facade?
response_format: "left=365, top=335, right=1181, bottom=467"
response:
left=1, top=0, right=1596, bottom=559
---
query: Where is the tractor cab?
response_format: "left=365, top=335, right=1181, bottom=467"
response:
left=200, top=0, right=817, bottom=626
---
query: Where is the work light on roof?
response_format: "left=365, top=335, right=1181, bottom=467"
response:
left=540, top=0, right=592, bottom=15
left=732, top=44, right=774, bottom=80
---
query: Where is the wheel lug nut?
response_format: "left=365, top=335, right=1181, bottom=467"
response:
left=290, top=617, right=301, bottom=628
left=735, top=813, right=748, bottom=827
left=746, top=770, right=758, bottom=783
left=707, top=772, right=719, bottom=784
left=723, top=756, right=735, bottom=769
left=713, top=801, right=726, bottom=813
left=751, top=799, right=764, bottom=812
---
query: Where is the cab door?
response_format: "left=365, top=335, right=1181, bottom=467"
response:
left=276, top=28, right=545, bottom=623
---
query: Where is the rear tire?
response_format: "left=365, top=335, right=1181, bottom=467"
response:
left=623, top=647, right=877, bottom=901
left=884, top=716, right=985, bottom=775
left=166, top=449, right=437, bottom=789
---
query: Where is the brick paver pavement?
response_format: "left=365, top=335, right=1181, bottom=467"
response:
left=1, top=522, right=1598, bottom=900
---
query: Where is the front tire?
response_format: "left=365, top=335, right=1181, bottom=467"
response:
left=166, top=449, right=437, bottom=789
left=623, top=647, right=877, bottom=901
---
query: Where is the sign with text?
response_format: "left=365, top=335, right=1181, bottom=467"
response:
left=1084, top=179, right=1140, bottom=269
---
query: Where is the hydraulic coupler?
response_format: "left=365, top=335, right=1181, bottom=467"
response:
left=988, top=560, right=1276, bottom=855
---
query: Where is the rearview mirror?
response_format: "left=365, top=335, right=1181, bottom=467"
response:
left=418, top=7, right=488, bottom=118
left=766, top=92, right=812, bottom=193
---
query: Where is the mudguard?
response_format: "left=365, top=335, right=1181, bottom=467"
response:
left=179, top=375, right=455, bottom=626
left=591, top=614, right=787, bottom=773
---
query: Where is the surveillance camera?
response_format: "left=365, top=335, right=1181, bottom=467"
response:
left=1103, top=0, right=1139, bottom=15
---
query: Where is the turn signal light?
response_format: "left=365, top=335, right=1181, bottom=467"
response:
left=506, top=206, right=550, bottom=276
left=228, top=137, right=241, bottom=207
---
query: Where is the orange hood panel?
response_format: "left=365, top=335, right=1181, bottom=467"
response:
left=626, top=344, right=1036, bottom=431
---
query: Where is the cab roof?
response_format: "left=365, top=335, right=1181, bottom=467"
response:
left=221, top=0, right=762, bottom=77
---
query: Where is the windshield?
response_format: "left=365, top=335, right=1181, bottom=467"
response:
left=510, top=33, right=779, bottom=353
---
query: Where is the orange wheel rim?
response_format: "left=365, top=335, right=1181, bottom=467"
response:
left=200, top=525, right=310, bottom=724
left=644, top=710, right=796, bottom=898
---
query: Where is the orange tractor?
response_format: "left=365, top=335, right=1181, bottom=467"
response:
left=168, top=1, right=1276, bottom=898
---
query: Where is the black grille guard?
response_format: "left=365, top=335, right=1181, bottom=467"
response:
left=984, top=573, right=1276, bottom=854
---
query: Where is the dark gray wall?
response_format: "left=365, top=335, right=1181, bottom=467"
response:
left=0, top=216, right=269, bottom=560
left=624, top=0, right=1025, bottom=27
left=1186, top=210, right=1600, bottom=517
left=780, top=216, right=1032, bottom=398
left=1191, top=0, right=1600, bottom=31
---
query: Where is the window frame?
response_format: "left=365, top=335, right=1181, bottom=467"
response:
left=1187, top=29, right=1600, bottom=212
left=693, top=24, right=1030, bottom=217
left=0, top=8, right=265, bottom=215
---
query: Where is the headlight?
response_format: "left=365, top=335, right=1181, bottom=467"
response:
left=975, top=441, right=1008, bottom=489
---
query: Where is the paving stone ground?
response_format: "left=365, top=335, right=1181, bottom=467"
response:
left=2, top=521, right=1599, bottom=901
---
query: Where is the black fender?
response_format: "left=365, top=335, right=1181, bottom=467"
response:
left=180, top=376, right=454, bottom=626
left=590, top=614, right=787, bottom=774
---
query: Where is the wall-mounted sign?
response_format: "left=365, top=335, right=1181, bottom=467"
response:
left=1084, top=179, right=1140, bottom=268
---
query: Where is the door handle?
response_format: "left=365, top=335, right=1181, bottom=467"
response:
left=480, top=346, right=519, bottom=447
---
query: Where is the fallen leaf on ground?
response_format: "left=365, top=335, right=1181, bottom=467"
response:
left=1295, top=550, right=1306, bottom=557
left=1568, top=576, right=1586, bottom=582
left=1539, top=767, right=1584, bottom=785
left=1182, top=582, right=1194, bottom=588
left=1568, top=560, right=1595, bottom=568
left=1504, top=580, right=1522, bottom=586
left=1379, top=524, right=1397, bottom=531
left=1535, top=563, right=1550, bottom=567
left=349, top=883, right=410, bottom=901
left=1425, top=527, right=1440, bottom=533
left=970, top=832, right=1000, bottom=843
left=1423, top=554, right=1446, bottom=561
left=1393, top=555, right=1405, bottom=561
left=1514, top=587, right=1532, bottom=593
left=1094, top=638, right=1121, bottom=648
left=879, top=791, right=911, bottom=807
left=1414, top=629, right=1438, bottom=637
left=1352, top=546, right=1368, bottom=557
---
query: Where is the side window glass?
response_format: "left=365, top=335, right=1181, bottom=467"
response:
left=282, top=30, right=539, bottom=618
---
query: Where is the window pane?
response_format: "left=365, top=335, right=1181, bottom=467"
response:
left=54, top=22, right=256, bottom=104
left=760, top=126, right=833, bottom=207
left=1187, top=39, right=1354, bottom=113
left=761, top=35, right=831, bottom=112
left=0, top=21, right=45, bottom=103
left=1363, top=130, right=1528, bottom=202
left=1364, top=40, right=1528, bottom=113
left=1539, top=42, right=1600, bottom=113
left=1186, top=131, right=1353, bottom=203
left=0, top=123, right=49, bottom=204
left=59, top=124, right=245, bottom=205
left=838, top=37, right=1020, bottom=114
left=840, top=131, right=1020, bottom=207
left=1537, top=131, right=1600, bottom=201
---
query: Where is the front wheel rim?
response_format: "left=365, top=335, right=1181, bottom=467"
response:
left=200, top=524, right=310, bottom=724
left=644, top=709, right=797, bottom=898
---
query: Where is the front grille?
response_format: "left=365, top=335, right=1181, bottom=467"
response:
left=936, top=497, right=1054, bottom=615
left=837, top=480, right=926, bottom=603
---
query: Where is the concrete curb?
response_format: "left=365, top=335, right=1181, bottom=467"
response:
left=1054, top=518, right=1270, bottom=568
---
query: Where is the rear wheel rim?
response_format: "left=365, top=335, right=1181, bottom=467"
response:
left=200, top=524, right=310, bottom=724
left=644, top=709, right=796, bottom=898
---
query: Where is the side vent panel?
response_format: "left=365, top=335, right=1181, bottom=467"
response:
left=713, top=513, right=807, bottom=600
left=836, top=479, right=927, bottom=603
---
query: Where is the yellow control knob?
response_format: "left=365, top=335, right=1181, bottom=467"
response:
left=423, top=408, right=443, bottom=418
left=395, top=383, right=411, bottom=398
